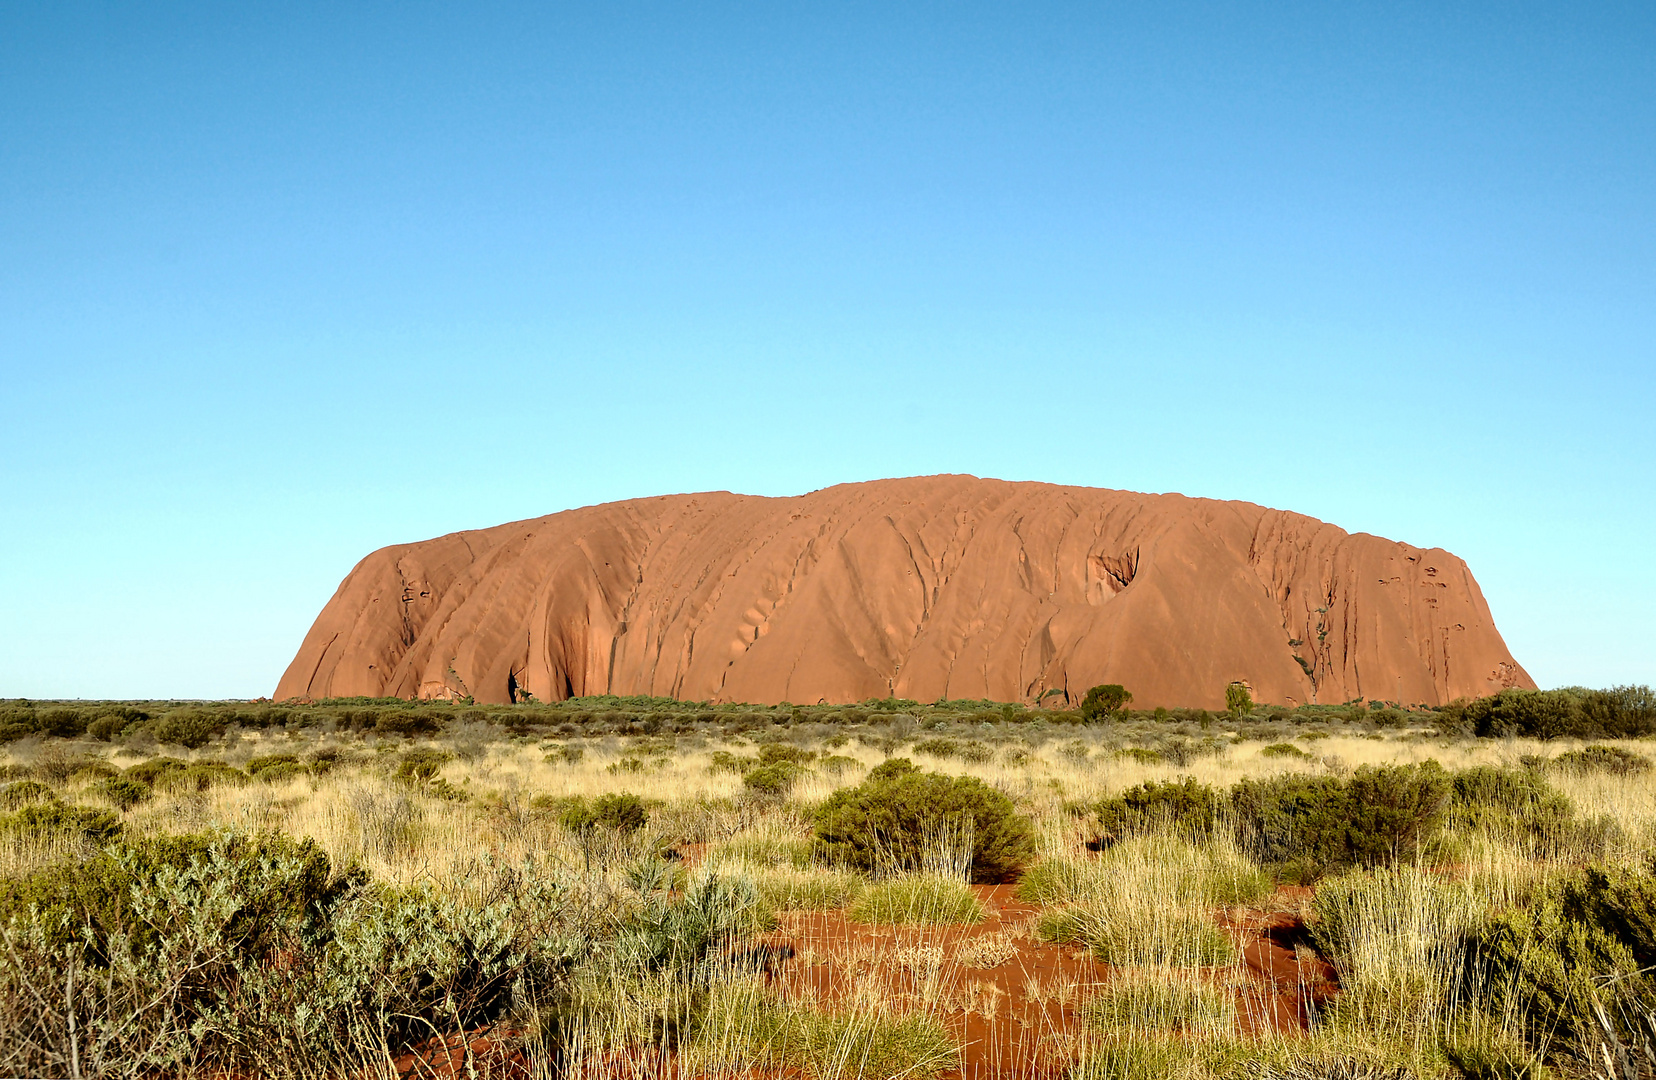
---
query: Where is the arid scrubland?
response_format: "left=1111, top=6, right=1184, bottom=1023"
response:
left=3, top=689, right=1656, bottom=1079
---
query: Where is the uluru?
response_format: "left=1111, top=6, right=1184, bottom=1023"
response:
left=276, top=475, right=1533, bottom=709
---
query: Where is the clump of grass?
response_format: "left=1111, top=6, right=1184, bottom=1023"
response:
left=956, top=929, right=1020, bottom=968
left=1019, top=832, right=1272, bottom=908
left=703, top=824, right=815, bottom=869
left=1552, top=744, right=1651, bottom=776
left=0, top=780, right=55, bottom=810
left=847, top=873, right=984, bottom=926
left=1086, top=966, right=1236, bottom=1033
left=1024, top=832, right=1256, bottom=966
left=749, top=865, right=864, bottom=911
left=818, top=754, right=862, bottom=776
left=154, top=761, right=249, bottom=793
left=1067, top=1034, right=1181, bottom=1080
left=1309, top=865, right=1483, bottom=1047
left=1046, top=904, right=1234, bottom=966
left=690, top=980, right=958, bottom=1080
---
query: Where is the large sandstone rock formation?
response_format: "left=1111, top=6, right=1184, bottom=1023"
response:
left=277, top=476, right=1533, bottom=709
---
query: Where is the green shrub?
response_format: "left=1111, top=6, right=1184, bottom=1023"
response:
left=742, top=763, right=799, bottom=797
left=304, top=747, right=344, bottom=774
left=1464, top=686, right=1656, bottom=739
left=1114, top=747, right=1164, bottom=765
left=545, top=744, right=586, bottom=766
left=0, top=780, right=56, bottom=810
left=155, top=761, right=248, bottom=793
left=1344, top=762, right=1452, bottom=865
left=814, top=759, right=1036, bottom=884
left=147, top=710, right=222, bottom=749
left=912, top=737, right=962, bottom=758
left=1225, top=682, right=1254, bottom=715
left=1447, top=766, right=1604, bottom=856
left=85, top=706, right=145, bottom=741
left=255, top=761, right=308, bottom=784
left=86, top=716, right=123, bottom=740
left=125, top=757, right=188, bottom=786
left=1552, top=744, right=1652, bottom=775
left=756, top=743, right=813, bottom=766
left=1228, top=773, right=1349, bottom=879
left=1260, top=742, right=1311, bottom=759
left=31, top=754, right=100, bottom=783
left=1557, top=864, right=1656, bottom=968
left=245, top=753, right=301, bottom=777
left=1092, top=778, right=1217, bottom=842
left=68, top=760, right=120, bottom=782
left=707, top=750, right=752, bottom=774
left=1080, top=684, right=1133, bottom=721
left=39, top=707, right=89, bottom=738
left=817, top=754, right=861, bottom=776
left=560, top=792, right=649, bottom=834
left=1466, top=864, right=1656, bottom=1067
left=0, top=830, right=570, bottom=1076
left=394, top=747, right=452, bottom=784
left=1058, top=740, right=1091, bottom=762
left=1229, top=763, right=1449, bottom=879
left=91, top=778, right=151, bottom=810
left=0, top=704, right=37, bottom=740
left=2, top=802, right=122, bottom=843
left=0, top=830, right=343, bottom=958
left=374, top=711, right=440, bottom=737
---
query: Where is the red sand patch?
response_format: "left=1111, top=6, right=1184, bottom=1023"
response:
left=1217, top=888, right=1340, bottom=1034
left=754, top=885, right=1338, bottom=1080
left=390, top=1030, right=528, bottom=1079
left=391, top=886, right=1339, bottom=1079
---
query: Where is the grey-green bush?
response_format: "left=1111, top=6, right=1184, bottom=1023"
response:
left=814, top=759, right=1035, bottom=883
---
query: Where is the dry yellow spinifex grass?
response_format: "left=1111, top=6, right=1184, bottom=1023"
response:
left=3, top=707, right=1656, bottom=1079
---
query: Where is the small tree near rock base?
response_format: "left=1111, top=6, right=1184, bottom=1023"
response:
left=1080, top=684, right=1133, bottom=722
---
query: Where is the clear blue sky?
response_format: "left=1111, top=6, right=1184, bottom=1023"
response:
left=2, top=2, right=1651, bottom=699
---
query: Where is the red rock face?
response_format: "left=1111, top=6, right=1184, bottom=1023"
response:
left=276, top=476, right=1533, bottom=709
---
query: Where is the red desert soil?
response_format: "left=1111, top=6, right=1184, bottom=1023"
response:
left=757, top=885, right=1336, bottom=1080
left=387, top=886, right=1336, bottom=1080
left=278, top=475, right=1531, bottom=710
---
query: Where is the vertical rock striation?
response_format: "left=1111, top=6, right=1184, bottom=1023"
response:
left=276, top=476, right=1532, bottom=708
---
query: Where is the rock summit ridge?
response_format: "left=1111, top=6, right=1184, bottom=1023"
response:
left=277, top=475, right=1533, bottom=708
